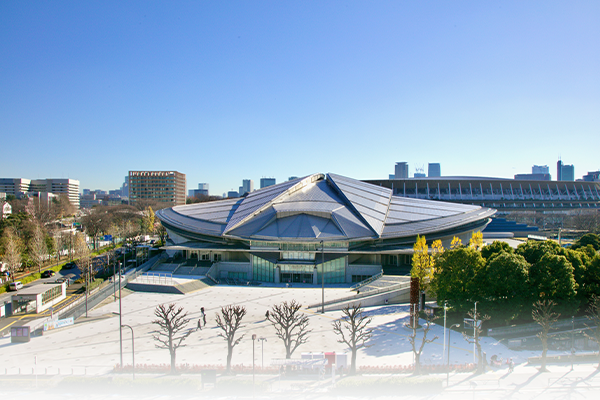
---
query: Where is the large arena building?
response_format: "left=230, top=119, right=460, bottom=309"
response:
left=156, top=173, right=495, bottom=284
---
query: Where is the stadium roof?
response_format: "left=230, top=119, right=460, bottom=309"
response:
left=156, top=173, right=495, bottom=242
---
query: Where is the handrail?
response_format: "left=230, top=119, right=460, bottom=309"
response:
left=206, top=262, right=219, bottom=284
left=350, top=271, right=383, bottom=291
left=307, top=280, right=411, bottom=309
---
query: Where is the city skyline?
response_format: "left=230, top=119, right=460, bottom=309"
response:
left=1, top=2, right=598, bottom=196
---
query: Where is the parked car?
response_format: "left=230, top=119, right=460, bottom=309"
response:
left=9, top=281, right=23, bottom=291
left=41, top=270, right=56, bottom=278
left=63, top=262, right=77, bottom=269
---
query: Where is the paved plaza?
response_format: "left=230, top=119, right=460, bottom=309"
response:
left=1, top=283, right=600, bottom=399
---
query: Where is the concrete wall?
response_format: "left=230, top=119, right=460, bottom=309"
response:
left=216, top=261, right=251, bottom=280
left=346, top=264, right=382, bottom=283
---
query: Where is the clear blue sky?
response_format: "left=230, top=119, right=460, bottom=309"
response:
left=1, top=1, right=598, bottom=196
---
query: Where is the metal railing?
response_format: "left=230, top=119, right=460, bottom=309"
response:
left=307, top=280, right=411, bottom=309
left=350, top=271, right=383, bottom=291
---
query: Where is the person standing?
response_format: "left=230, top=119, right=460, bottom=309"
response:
left=197, top=317, right=202, bottom=331
left=201, top=307, right=206, bottom=327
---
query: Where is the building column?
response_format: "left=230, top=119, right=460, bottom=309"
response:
left=275, top=266, right=280, bottom=284
left=313, top=267, right=318, bottom=285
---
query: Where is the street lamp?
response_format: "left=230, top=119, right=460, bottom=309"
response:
left=119, top=261, right=123, bottom=368
left=447, top=323, right=460, bottom=386
left=252, top=334, right=257, bottom=393
left=121, top=324, right=135, bottom=380
left=258, top=337, right=267, bottom=369
left=321, top=240, right=325, bottom=313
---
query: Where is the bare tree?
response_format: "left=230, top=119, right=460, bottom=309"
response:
left=461, top=308, right=490, bottom=374
left=151, top=303, right=192, bottom=374
left=267, top=300, right=311, bottom=360
left=2, top=227, right=22, bottom=281
left=80, top=207, right=111, bottom=251
left=409, top=311, right=439, bottom=375
left=74, top=233, right=93, bottom=317
left=532, top=300, right=560, bottom=372
left=29, top=223, right=47, bottom=274
left=585, top=295, right=600, bottom=370
left=332, top=303, right=373, bottom=374
left=216, top=304, right=247, bottom=374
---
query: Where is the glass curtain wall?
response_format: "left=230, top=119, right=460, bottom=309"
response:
left=252, top=255, right=275, bottom=282
left=317, top=257, right=346, bottom=284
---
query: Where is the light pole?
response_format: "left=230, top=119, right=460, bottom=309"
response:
left=119, top=261, right=123, bottom=368
left=252, top=334, right=257, bottom=394
left=443, top=301, right=447, bottom=363
left=447, top=323, right=460, bottom=386
left=321, top=240, right=325, bottom=313
left=571, top=316, right=575, bottom=371
left=258, top=337, right=267, bottom=369
left=121, top=324, right=135, bottom=380
left=473, top=301, right=478, bottom=365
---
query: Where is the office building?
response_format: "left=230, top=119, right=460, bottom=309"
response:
left=557, top=160, right=574, bottom=181
left=428, top=163, right=441, bottom=178
left=241, top=179, right=254, bottom=196
left=227, top=190, right=240, bottom=198
left=157, top=173, right=494, bottom=284
left=260, top=177, right=276, bottom=188
left=129, top=171, right=186, bottom=206
left=394, top=162, right=409, bottom=179
left=0, top=178, right=80, bottom=208
left=532, top=165, right=549, bottom=175
left=189, top=183, right=210, bottom=198
left=582, top=171, right=600, bottom=182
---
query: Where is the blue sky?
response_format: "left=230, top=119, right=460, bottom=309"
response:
left=1, top=1, right=598, bottom=196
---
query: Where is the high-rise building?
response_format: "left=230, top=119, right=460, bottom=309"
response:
left=532, top=165, right=549, bottom=175
left=189, top=183, right=209, bottom=198
left=582, top=171, right=600, bottom=182
left=260, top=177, right=276, bottom=188
left=557, top=160, right=574, bottom=181
left=121, top=176, right=129, bottom=198
left=395, top=162, right=409, bottom=179
left=561, top=164, right=575, bottom=181
left=227, top=190, right=239, bottom=198
left=241, top=179, right=254, bottom=196
left=129, top=171, right=186, bottom=206
left=428, top=163, right=441, bottom=178
left=1, top=178, right=80, bottom=208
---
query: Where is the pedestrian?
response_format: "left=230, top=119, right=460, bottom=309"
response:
left=200, top=307, right=206, bottom=327
left=265, top=310, right=270, bottom=320
left=197, top=318, right=202, bottom=331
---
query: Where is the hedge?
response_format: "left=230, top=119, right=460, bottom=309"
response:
left=57, top=376, right=201, bottom=393
left=335, top=378, right=443, bottom=394
left=216, top=379, right=271, bottom=394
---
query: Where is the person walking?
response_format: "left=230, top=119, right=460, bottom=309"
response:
left=201, top=307, right=206, bottom=327
left=197, top=317, right=202, bottom=331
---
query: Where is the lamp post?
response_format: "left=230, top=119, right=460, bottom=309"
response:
left=447, top=323, right=460, bottom=386
left=443, top=301, right=447, bottom=363
left=258, top=337, right=267, bottom=369
left=252, top=334, right=257, bottom=394
left=473, top=301, right=478, bottom=365
left=119, top=261, right=123, bottom=368
left=571, top=316, right=575, bottom=371
left=121, top=324, right=135, bottom=380
left=321, top=240, right=325, bottom=314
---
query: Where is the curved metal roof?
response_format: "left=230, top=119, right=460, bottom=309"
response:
left=156, top=173, right=496, bottom=242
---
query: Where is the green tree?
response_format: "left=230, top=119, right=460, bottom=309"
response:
left=529, top=253, right=578, bottom=315
left=429, top=247, right=486, bottom=311
left=478, top=251, right=530, bottom=324
left=571, top=233, right=600, bottom=251
left=516, top=240, right=561, bottom=266
left=481, top=240, right=513, bottom=261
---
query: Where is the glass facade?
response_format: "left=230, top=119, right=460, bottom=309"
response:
left=252, top=255, right=275, bottom=282
left=250, top=241, right=348, bottom=250
left=41, top=286, right=63, bottom=306
left=317, top=257, right=346, bottom=284
left=281, top=251, right=315, bottom=261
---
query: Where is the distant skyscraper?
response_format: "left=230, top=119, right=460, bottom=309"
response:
left=260, top=177, right=276, bottom=188
left=189, top=183, right=209, bottom=198
left=395, top=162, right=409, bottom=179
left=557, top=159, right=574, bottom=181
left=389, top=174, right=395, bottom=180
left=241, top=179, right=254, bottom=195
left=557, top=160, right=563, bottom=181
left=532, top=165, right=549, bottom=175
left=288, top=176, right=298, bottom=181
left=428, top=163, right=441, bottom=177
left=227, top=190, right=239, bottom=198
left=414, top=172, right=426, bottom=178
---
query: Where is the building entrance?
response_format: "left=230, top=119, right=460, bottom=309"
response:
left=280, top=272, right=313, bottom=284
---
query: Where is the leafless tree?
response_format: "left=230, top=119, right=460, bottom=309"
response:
left=332, top=303, right=373, bottom=374
left=80, top=207, right=110, bottom=251
left=584, top=295, right=600, bottom=370
left=216, top=304, right=247, bottom=374
left=409, top=311, right=439, bottom=375
left=2, top=227, right=22, bottom=281
left=268, top=300, right=311, bottom=360
left=462, top=308, right=490, bottom=374
left=29, top=223, right=47, bottom=274
left=532, top=300, right=560, bottom=372
left=151, top=303, right=193, bottom=374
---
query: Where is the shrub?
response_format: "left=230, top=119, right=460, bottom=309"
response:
left=216, top=379, right=271, bottom=394
left=335, top=378, right=443, bottom=394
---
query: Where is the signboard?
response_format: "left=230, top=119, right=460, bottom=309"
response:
left=11, top=326, right=30, bottom=343
left=104, top=235, right=113, bottom=241
left=43, top=317, right=74, bottom=332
